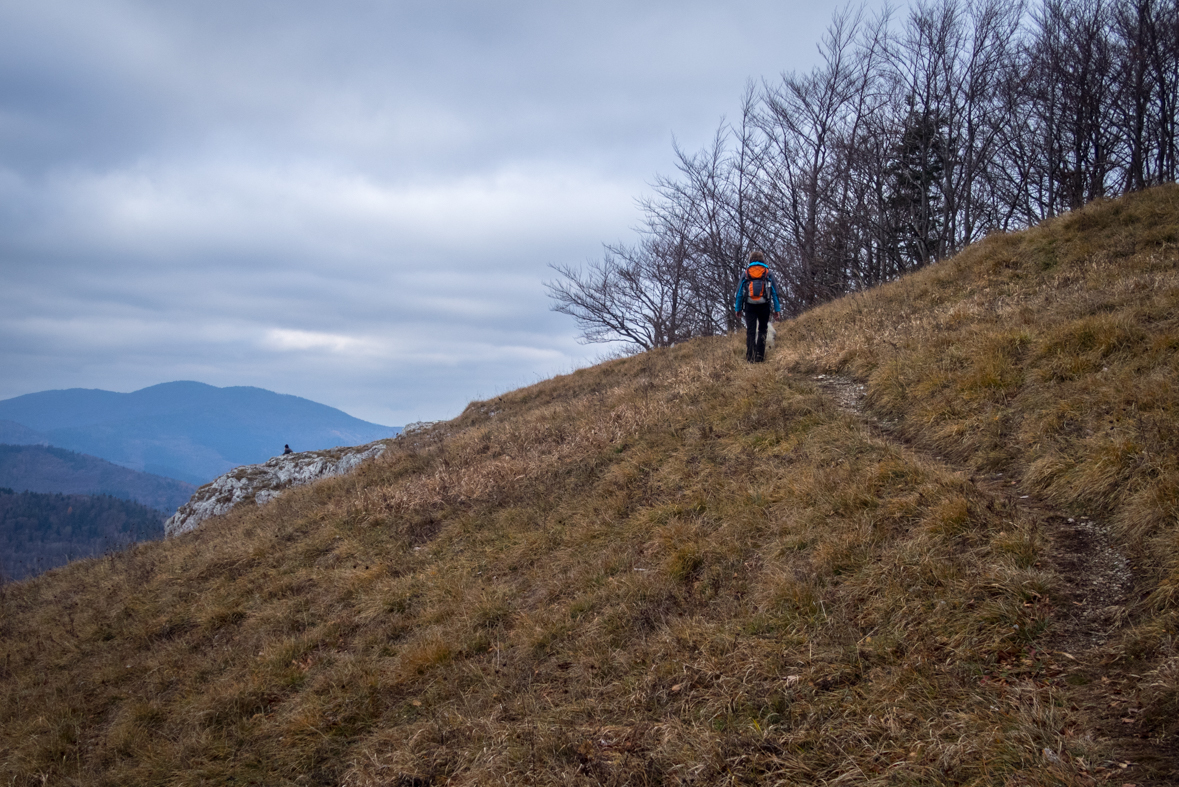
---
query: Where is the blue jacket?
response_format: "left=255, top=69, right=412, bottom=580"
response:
left=734, top=263, right=781, bottom=312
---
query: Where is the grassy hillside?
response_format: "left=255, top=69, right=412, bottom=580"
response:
left=1, top=186, right=1176, bottom=786
left=779, top=185, right=1178, bottom=589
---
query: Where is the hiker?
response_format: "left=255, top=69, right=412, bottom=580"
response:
left=733, top=249, right=781, bottom=362
left=283, top=444, right=293, bottom=455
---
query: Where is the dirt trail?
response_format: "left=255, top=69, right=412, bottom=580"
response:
left=809, top=373, right=1172, bottom=786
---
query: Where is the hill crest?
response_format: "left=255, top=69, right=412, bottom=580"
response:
left=1, top=187, right=1177, bottom=785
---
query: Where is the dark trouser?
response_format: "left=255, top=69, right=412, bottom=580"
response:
left=744, top=302, right=771, bottom=362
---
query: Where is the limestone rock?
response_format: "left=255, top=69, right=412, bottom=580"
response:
left=164, top=441, right=388, bottom=537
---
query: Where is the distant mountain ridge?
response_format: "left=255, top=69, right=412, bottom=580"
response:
left=0, top=420, right=49, bottom=445
left=0, top=382, right=401, bottom=485
left=0, top=444, right=196, bottom=513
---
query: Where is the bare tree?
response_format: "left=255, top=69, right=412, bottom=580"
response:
left=1147, top=0, right=1179, bottom=183
left=647, top=87, right=774, bottom=333
left=759, top=6, right=876, bottom=307
left=1028, top=0, right=1119, bottom=212
left=548, top=0, right=1178, bottom=348
left=546, top=209, right=697, bottom=351
left=1112, top=0, right=1179, bottom=189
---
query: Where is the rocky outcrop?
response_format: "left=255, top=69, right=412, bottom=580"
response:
left=164, top=441, right=388, bottom=537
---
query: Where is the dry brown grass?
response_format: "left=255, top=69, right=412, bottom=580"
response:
left=777, top=185, right=1179, bottom=571
left=3, top=187, right=1178, bottom=785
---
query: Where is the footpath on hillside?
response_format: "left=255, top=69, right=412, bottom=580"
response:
left=810, top=372, right=1173, bottom=786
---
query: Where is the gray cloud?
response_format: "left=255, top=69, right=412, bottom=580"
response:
left=1, top=0, right=865, bottom=425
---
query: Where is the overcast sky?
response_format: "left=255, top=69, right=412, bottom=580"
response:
left=1, top=0, right=876, bottom=427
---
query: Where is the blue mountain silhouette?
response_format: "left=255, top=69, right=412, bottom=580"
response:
left=0, top=382, right=400, bottom=485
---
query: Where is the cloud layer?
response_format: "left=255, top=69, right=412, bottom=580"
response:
left=0, top=0, right=857, bottom=425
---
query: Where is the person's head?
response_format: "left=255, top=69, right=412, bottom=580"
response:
left=747, top=249, right=768, bottom=277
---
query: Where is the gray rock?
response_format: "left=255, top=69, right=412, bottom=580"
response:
left=164, top=441, right=388, bottom=537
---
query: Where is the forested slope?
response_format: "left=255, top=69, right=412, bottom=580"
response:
left=0, top=489, right=164, bottom=582
left=0, top=444, right=195, bottom=513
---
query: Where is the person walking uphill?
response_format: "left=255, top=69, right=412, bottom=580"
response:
left=734, top=250, right=781, bottom=362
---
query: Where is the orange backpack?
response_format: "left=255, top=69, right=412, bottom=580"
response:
left=747, top=265, right=769, bottom=304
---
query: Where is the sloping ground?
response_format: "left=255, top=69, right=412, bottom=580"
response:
left=773, top=184, right=1179, bottom=783
left=0, top=187, right=1176, bottom=786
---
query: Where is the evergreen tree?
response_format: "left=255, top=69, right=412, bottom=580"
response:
left=884, top=107, right=949, bottom=272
